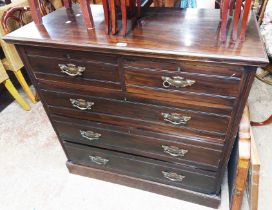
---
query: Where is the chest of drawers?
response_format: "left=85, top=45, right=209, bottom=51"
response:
left=4, top=5, right=268, bottom=208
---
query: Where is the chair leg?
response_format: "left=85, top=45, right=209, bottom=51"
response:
left=220, top=0, right=230, bottom=42
left=231, top=0, right=243, bottom=40
left=102, top=0, right=110, bottom=34
left=4, top=79, right=30, bottom=111
left=27, top=0, right=43, bottom=25
left=137, top=0, right=141, bottom=17
left=78, top=0, right=95, bottom=29
left=239, top=0, right=252, bottom=41
left=121, top=0, right=127, bottom=36
left=14, top=70, right=37, bottom=104
left=110, top=0, right=117, bottom=34
left=63, top=0, right=72, bottom=8
left=229, top=0, right=236, bottom=16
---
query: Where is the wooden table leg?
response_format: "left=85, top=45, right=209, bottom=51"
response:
left=232, top=0, right=243, bottom=40
left=239, top=0, right=252, bottom=41
left=102, top=0, right=110, bottom=34
left=78, top=0, right=94, bottom=29
left=27, top=0, right=43, bottom=25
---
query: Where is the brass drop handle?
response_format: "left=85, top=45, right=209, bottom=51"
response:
left=161, top=113, right=191, bottom=125
left=59, top=64, right=85, bottom=77
left=162, top=171, right=185, bottom=182
left=161, top=76, right=195, bottom=88
left=162, top=145, right=188, bottom=157
left=70, top=98, right=94, bottom=110
left=89, top=155, right=109, bottom=165
left=80, top=130, right=101, bottom=141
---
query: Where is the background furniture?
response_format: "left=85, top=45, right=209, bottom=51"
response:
left=228, top=105, right=261, bottom=210
left=228, top=106, right=251, bottom=210
left=27, top=0, right=95, bottom=29
left=256, top=0, right=272, bottom=86
left=247, top=126, right=261, bottom=210
left=0, top=59, right=30, bottom=110
left=4, top=5, right=268, bottom=208
left=251, top=115, right=272, bottom=126
left=0, top=0, right=37, bottom=104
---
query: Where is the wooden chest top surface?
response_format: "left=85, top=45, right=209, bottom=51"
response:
left=4, top=5, right=268, bottom=66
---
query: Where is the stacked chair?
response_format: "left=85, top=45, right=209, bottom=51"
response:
left=26, top=0, right=255, bottom=41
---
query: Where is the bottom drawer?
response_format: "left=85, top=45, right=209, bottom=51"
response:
left=64, top=142, right=218, bottom=194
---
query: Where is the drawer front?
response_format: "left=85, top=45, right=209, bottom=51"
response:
left=64, top=142, right=218, bottom=194
left=125, top=68, right=240, bottom=97
left=41, top=89, right=229, bottom=138
left=26, top=46, right=118, bottom=65
left=125, top=86, right=235, bottom=114
left=29, top=58, right=120, bottom=90
left=48, top=105, right=225, bottom=142
left=122, top=57, right=243, bottom=78
left=52, top=117, right=222, bottom=169
left=26, top=47, right=120, bottom=90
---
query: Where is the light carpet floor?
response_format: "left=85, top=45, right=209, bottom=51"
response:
left=0, top=78, right=271, bottom=210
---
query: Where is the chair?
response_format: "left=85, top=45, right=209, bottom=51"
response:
left=228, top=106, right=251, bottom=210
left=103, top=0, right=153, bottom=36
left=27, top=0, right=95, bottom=30
left=0, top=1, right=37, bottom=104
left=0, top=60, right=30, bottom=110
left=216, top=0, right=254, bottom=41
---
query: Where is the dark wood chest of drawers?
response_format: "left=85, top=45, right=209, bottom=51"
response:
left=4, top=5, right=268, bottom=208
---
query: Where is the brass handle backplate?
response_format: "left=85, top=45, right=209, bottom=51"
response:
left=162, top=113, right=191, bottom=125
left=70, top=98, right=94, bottom=110
left=59, top=64, right=85, bottom=77
left=161, top=76, right=195, bottom=88
left=162, top=171, right=185, bottom=182
left=89, top=155, right=109, bottom=165
left=80, top=130, right=101, bottom=141
left=162, top=145, right=188, bottom=157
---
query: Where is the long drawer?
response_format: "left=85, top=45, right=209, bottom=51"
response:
left=64, top=141, right=218, bottom=194
left=52, top=116, right=223, bottom=170
left=40, top=89, right=229, bottom=140
left=49, top=105, right=225, bottom=143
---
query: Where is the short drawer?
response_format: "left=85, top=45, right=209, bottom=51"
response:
left=26, top=46, right=118, bottom=65
left=64, top=142, right=218, bottom=194
left=41, top=89, right=229, bottom=139
left=26, top=47, right=121, bottom=90
left=125, top=85, right=235, bottom=114
left=125, top=68, right=241, bottom=97
left=52, top=116, right=223, bottom=170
